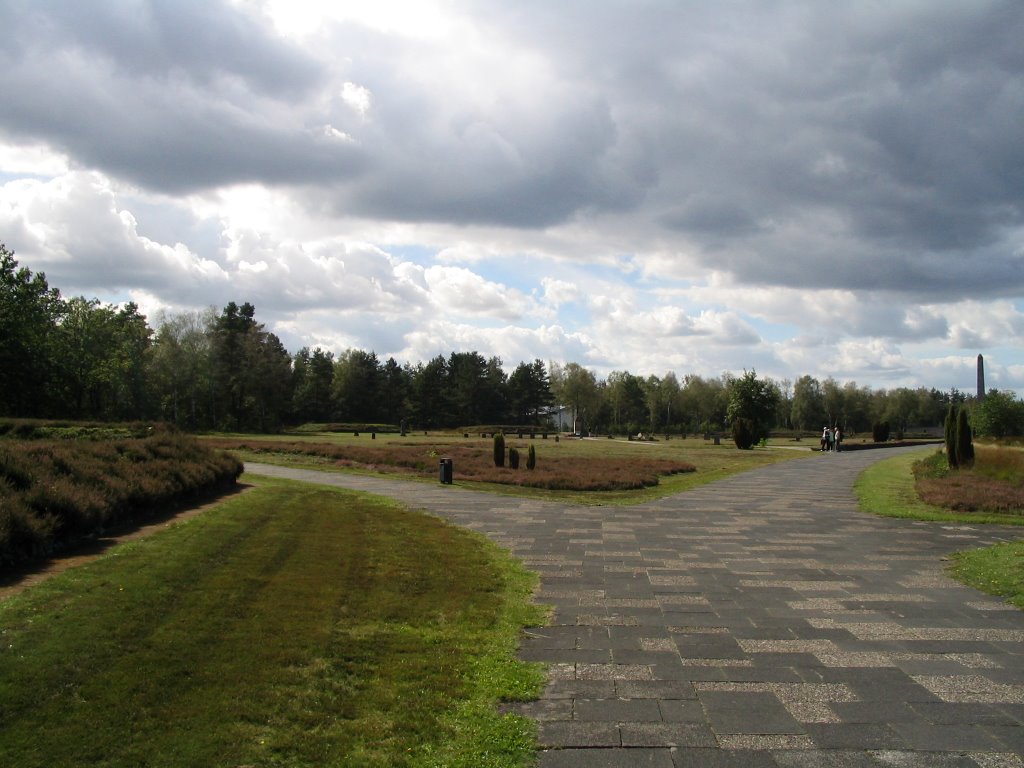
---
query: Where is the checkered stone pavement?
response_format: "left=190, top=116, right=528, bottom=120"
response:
left=246, top=446, right=1024, bottom=767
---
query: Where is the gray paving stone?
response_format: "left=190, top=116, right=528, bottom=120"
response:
left=538, top=721, right=621, bottom=748
left=620, top=722, right=718, bottom=747
left=539, top=748, right=675, bottom=767
left=804, top=723, right=907, bottom=750
left=659, top=698, right=707, bottom=723
left=889, top=721, right=1005, bottom=751
left=700, top=690, right=805, bottom=735
left=615, top=680, right=697, bottom=699
left=771, top=751, right=883, bottom=768
left=574, top=698, right=663, bottom=722
left=908, top=701, right=1022, bottom=726
left=671, top=748, right=781, bottom=767
left=244, top=449, right=1024, bottom=761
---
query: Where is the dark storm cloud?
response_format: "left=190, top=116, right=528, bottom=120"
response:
left=473, top=1, right=1024, bottom=295
left=0, top=0, right=365, bottom=191
left=1, top=0, right=1022, bottom=302
left=1, top=0, right=319, bottom=95
left=341, top=90, right=645, bottom=227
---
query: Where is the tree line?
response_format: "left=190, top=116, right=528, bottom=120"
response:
left=3, top=244, right=1021, bottom=435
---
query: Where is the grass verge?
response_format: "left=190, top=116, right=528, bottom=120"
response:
left=948, top=542, right=1024, bottom=610
left=0, top=475, right=547, bottom=767
left=855, top=448, right=1024, bottom=526
left=856, top=447, right=1024, bottom=613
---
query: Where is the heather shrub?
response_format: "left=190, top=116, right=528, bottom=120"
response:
left=0, top=494, right=56, bottom=567
left=0, top=432, right=243, bottom=571
left=914, top=445, right=1023, bottom=514
left=0, top=446, right=34, bottom=490
left=210, top=438, right=695, bottom=492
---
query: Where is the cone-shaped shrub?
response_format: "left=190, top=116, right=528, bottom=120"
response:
left=944, top=404, right=958, bottom=469
left=493, top=432, right=505, bottom=467
left=508, top=447, right=520, bottom=469
left=526, top=444, right=536, bottom=470
left=956, top=406, right=974, bottom=468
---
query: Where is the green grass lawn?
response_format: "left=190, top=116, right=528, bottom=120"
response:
left=0, top=476, right=547, bottom=767
left=856, top=447, right=1024, bottom=610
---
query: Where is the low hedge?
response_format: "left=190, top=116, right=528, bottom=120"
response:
left=0, top=432, right=243, bottom=570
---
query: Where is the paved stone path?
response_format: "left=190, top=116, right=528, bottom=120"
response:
left=246, top=448, right=1024, bottom=767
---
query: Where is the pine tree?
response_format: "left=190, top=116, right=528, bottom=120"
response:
left=944, top=404, right=958, bottom=469
left=955, top=406, right=974, bottom=468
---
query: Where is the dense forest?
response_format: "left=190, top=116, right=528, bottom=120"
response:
left=3, top=244, right=1021, bottom=435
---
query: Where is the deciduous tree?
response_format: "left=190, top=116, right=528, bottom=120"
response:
left=726, top=369, right=778, bottom=445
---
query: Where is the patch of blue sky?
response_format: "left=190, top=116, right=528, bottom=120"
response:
left=465, top=261, right=539, bottom=295
left=549, top=300, right=591, bottom=329
left=0, top=171, right=48, bottom=185
left=746, top=315, right=800, bottom=344
left=385, top=243, right=437, bottom=267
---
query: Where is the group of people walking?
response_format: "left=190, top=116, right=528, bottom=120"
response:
left=820, top=425, right=843, bottom=452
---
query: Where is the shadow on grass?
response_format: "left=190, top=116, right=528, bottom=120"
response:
left=0, top=484, right=253, bottom=601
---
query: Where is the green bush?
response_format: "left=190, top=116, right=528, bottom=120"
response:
left=956, top=406, right=975, bottom=468
left=493, top=433, right=505, bottom=468
left=872, top=421, right=891, bottom=442
left=508, top=447, right=520, bottom=469
left=732, top=418, right=755, bottom=450
left=526, top=444, right=536, bottom=470
left=945, top=404, right=958, bottom=469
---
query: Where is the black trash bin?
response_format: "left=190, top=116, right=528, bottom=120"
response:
left=439, top=457, right=453, bottom=484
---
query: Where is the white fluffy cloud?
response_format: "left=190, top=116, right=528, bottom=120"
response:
left=0, top=1, right=1022, bottom=395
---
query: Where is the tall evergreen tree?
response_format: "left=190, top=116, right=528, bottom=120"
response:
left=379, top=357, right=410, bottom=425
left=210, top=301, right=258, bottom=429
left=508, top=359, right=552, bottom=424
left=0, top=245, right=64, bottom=417
left=447, top=351, right=489, bottom=426
left=955, top=406, right=974, bottom=468
left=332, top=349, right=382, bottom=422
left=292, top=347, right=335, bottom=423
left=410, top=355, right=449, bottom=428
left=944, top=403, right=958, bottom=469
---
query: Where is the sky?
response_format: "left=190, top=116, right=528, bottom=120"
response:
left=1, top=0, right=1022, bottom=396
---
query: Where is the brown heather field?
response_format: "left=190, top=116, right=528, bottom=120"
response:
left=914, top=444, right=1024, bottom=515
left=206, top=436, right=697, bottom=491
left=0, top=430, right=243, bottom=569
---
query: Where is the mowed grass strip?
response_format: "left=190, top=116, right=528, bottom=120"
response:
left=0, top=476, right=546, bottom=767
left=949, top=541, right=1024, bottom=610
